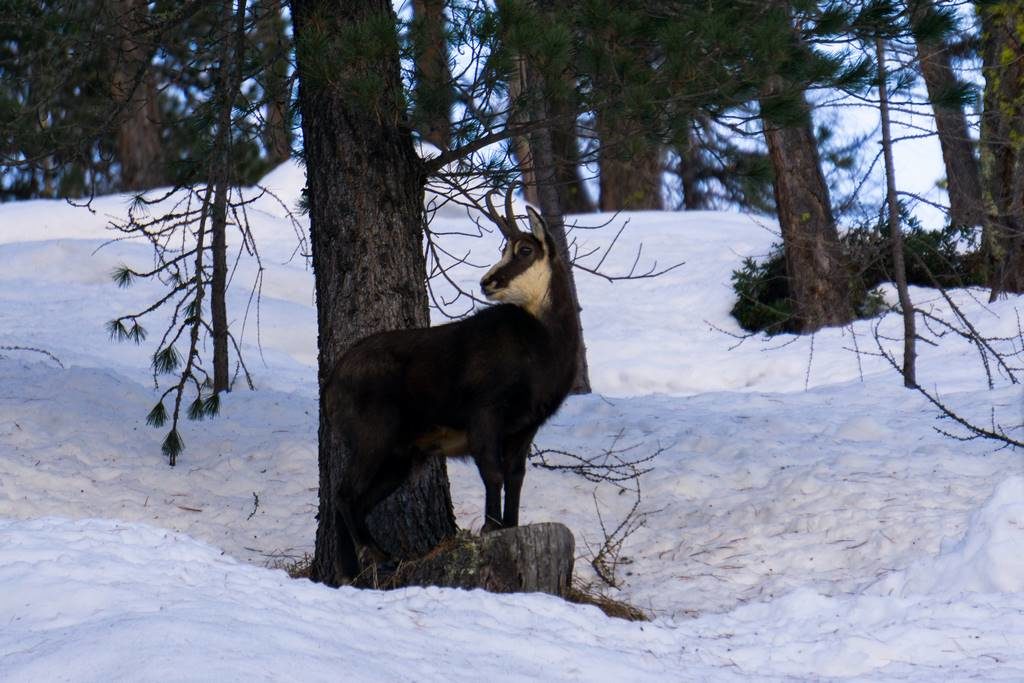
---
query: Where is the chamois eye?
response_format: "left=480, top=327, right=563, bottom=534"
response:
left=516, top=244, right=533, bottom=257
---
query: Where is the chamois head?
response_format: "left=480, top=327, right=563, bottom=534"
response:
left=479, top=192, right=557, bottom=318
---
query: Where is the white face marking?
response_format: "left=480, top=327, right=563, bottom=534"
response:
left=481, top=248, right=513, bottom=285
left=484, top=253, right=552, bottom=318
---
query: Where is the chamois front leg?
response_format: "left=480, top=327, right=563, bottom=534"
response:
left=469, top=417, right=504, bottom=533
left=501, top=427, right=538, bottom=528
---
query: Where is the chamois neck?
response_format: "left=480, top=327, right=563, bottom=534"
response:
left=535, top=263, right=578, bottom=341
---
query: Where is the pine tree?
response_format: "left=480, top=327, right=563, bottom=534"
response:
left=291, top=0, right=458, bottom=584
left=908, top=0, right=983, bottom=228
left=977, top=1, right=1024, bottom=298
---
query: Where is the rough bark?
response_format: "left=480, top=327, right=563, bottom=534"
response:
left=597, top=110, right=664, bottom=212
left=259, top=0, right=292, bottom=167
left=382, top=523, right=575, bottom=596
left=549, top=75, right=593, bottom=214
left=878, top=37, right=917, bottom=388
left=411, top=0, right=452, bottom=150
left=507, top=59, right=541, bottom=207
left=208, top=0, right=243, bottom=394
left=210, top=178, right=230, bottom=393
left=910, top=0, right=983, bottom=227
left=110, top=0, right=165, bottom=192
left=519, top=52, right=592, bottom=394
left=678, top=119, right=708, bottom=210
left=978, top=1, right=1024, bottom=298
left=291, top=0, right=457, bottom=587
left=761, top=83, right=852, bottom=333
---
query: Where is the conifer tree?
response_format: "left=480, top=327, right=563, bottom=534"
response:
left=977, top=1, right=1024, bottom=298
left=908, top=0, right=983, bottom=228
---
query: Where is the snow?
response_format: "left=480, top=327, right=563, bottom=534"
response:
left=2, top=160, right=1023, bottom=680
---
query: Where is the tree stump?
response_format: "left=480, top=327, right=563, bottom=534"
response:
left=373, top=522, right=575, bottom=597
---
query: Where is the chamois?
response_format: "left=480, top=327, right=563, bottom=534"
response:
left=323, top=192, right=581, bottom=579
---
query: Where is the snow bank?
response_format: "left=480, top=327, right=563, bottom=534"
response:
left=3, top=160, right=1024, bottom=679
left=869, top=475, right=1024, bottom=597
left=0, top=517, right=687, bottom=682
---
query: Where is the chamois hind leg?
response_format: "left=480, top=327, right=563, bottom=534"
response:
left=334, top=412, right=402, bottom=577
left=469, top=415, right=505, bottom=533
left=333, top=496, right=366, bottom=581
left=350, top=445, right=419, bottom=560
left=500, top=426, right=538, bottom=528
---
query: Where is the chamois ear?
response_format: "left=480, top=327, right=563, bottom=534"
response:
left=526, top=206, right=548, bottom=242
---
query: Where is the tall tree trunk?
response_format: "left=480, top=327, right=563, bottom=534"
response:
left=521, top=54, right=592, bottom=394
left=507, top=59, right=541, bottom=207
left=291, top=0, right=456, bottom=587
left=259, top=0, right=292, bottom=167
left=910, top=0, right=983, bottom=227
left=110, top=0, right=165, bottom=191
left=878, top=37, right=917, bottom=387
left=411, top=0, right=452, bottom=150
left=209, top=0, right=248, bottom=394
left=506, top=43, right=589, bottom=212
left=596, top=110, right=664, bottom=211
left=761, top=80, right=852, bottom=332
left=978, top=1, right=1024, bottom=299
left=549, top=75, right=593, bottom=214
left=210, top=177, right=230, bottom=393
left=677, top=118, right=708, bottom=210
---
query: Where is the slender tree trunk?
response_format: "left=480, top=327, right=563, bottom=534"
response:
left=411, top=0, right=452, bottom=150
left=761, top=80, right=852, bottom=333
left=505, top=32, right=589, bottom=213
left=210, top=177, right=230, bottom=393
left=291, top=0, right=456, bottom=587
left=910, top=0, right=983, bottom=227
left=978, top=1, right=1024, bottom=299
left=110, top=0, right=165, bottom=191
left=259, top=0, right=292, bottom=167
left=208, top=0, right=248, bottom=394
left=507, top=59, right=541, bottom=207
left=596, top=110, right=664, bottom=211
left=677, top=118, right=708, bottom=210
left=521, top=55, right=592, bottom=394
left=878, top=38, right=917, bottom=387
left=549, top=74, right=593, bottom=214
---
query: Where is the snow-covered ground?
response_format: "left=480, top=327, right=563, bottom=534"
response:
left=1, top=162, right=1023, bottom=680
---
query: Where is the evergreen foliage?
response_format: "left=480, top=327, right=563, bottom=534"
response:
left=1, top=0, right=293, bottom=199
left=732, top=209, right=986, bottom=335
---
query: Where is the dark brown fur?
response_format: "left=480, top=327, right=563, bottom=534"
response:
left=323, top=206, right=580, bottom=579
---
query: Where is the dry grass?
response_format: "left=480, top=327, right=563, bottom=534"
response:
left=272, top=553, right=313, bottom=579
left=272, top=546, right=649, bottom=622
left=564, top=580, right=649, bottom=622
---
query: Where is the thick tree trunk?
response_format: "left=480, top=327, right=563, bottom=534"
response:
left=259, top=0, right=292, bottom=167
left=411, top=0, right=452, bottom=150
left=761, top=84, right=852, bottom=333
left=291, top=0, right=456, bottom=587
left=110, top=0, right=165, bottom=192
left=596, top=110, right=664, bottom=212
left=978, top=2, right=1024, bottom=298
left=910, top=0, right=983, bottom=227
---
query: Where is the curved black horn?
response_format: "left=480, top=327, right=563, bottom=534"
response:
left=484, top=187, right=521, bottom=240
